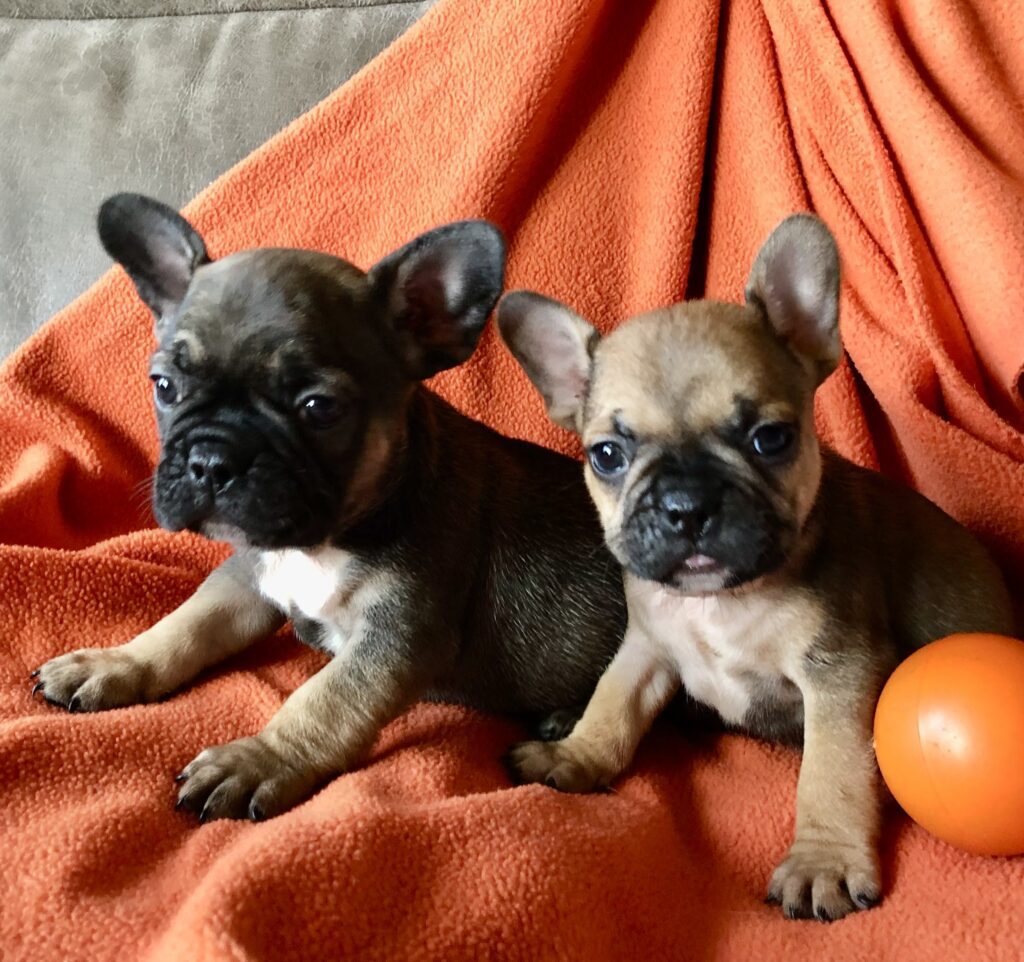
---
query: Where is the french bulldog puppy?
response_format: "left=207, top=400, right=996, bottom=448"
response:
left=497, top=214, right=1014, bottom=921
left=32, top=193, right=625, bottom=822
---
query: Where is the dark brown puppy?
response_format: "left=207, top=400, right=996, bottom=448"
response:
left=498, top=214, right=1014, bottom=922
left=33, top=194, right=625, bottom=822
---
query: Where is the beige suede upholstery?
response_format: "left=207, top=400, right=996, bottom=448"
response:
left=0, top=0, right=433, bottom=356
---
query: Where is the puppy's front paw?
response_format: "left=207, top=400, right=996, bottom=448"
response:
left=505, top=737, right=616, bottom=793
left=767, top=839, right=881, bottom=922
left=176, top=735, right=319, bottom=823
left=31, top=648, right=152, bottom=712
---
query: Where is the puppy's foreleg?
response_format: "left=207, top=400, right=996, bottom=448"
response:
left=508, top=627, right=678, bottom=792
left=768, top=648, right=884, bottom=922
left=33, top=554, right=282, bottom=711
left=176, top=585, right=446, bottom=821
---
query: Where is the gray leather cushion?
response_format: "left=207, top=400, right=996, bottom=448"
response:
left=0, top=0, right=433, bottom=357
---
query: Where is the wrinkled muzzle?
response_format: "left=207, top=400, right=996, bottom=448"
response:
left=153, top=415, right=338, bottom=548
left=618, top=464, right=795, bottom=591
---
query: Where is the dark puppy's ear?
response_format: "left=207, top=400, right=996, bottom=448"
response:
left=368, top=221, right=506, bottom=380
left=497, top=291, right=598, bottom=433
left=97, top=193, right=208, bottom=328
left=745, top=213, right=841, bottom=382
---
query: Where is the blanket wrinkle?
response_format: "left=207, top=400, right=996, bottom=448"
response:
left=2, top=0, right=1023, bottom=959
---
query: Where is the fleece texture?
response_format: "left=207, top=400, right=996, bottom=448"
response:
left=1, top=0, right=1023, bottom=959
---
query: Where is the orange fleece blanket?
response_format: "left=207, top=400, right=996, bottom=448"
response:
left=2, top=1, right=1023, bottom=959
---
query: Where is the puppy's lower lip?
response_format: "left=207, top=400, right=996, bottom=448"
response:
left=682, top=554, right=720, bottom=572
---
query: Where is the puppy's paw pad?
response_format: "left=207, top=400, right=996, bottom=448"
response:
left=176, top=736, right=316, bottom=823
left=505, top=738, right=612, bottom=793
left=768, top=840, right=880, bottom=922
left=31, top=649, right=151, bottom=712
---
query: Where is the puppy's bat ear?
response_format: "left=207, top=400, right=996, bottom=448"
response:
left=368, top=221, right=506, bottom=380
left=497, top=291, right=598, bottom=433
left=97, top=193, right=208, bottom=330
left=745, top=213, right=841, bottom=382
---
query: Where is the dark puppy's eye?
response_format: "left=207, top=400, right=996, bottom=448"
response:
left=751, top=422, right=796, bottom=459
left=300, top=394, right=340, bottom=428
left=589, top=441, right=630, bottom=477
left=150, top=375, right=178, bottom=407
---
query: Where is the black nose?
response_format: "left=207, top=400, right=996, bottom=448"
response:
left=187, top=442, right=240, bottom=493
left=659, top=490, right=704, bottom=539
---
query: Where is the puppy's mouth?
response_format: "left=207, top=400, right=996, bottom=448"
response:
left=678, top=553, right=721, bottom=574
left=656, top=553, right=733, bottom=594
left=615, top=505, right=793, bottom=594
left=610, top=460, right=799, bottom=595
left=611, top=538, right=731, bottom=590
left=160, top=498, right=328, bottom=549
left=623, top=544, right=789, bottom=596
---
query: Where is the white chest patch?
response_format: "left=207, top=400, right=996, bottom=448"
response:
left=256, top=546, right=358, bottom=625
left=630, top=578, right=811, bottom=726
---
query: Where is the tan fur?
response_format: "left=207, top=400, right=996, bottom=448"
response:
left=497, top=214, right=1013, bottom=922
left=54, top=206, right=624, bottom=827
left=170, top=329, right=206, bottom=365
left=581, top=303, right=818, bottom=559
left=338, top=411, right=408, bottom=528
left=34, top=559, right=283, bottom=711
left=509, top=625, right=678, bottom=791
left=36, top=549, right=407, bottom=820
left=176, top=566, right=412, bottom=820
left=772, top=672, right=881, bottom=920
left=512, top=561, right=886, bottom=912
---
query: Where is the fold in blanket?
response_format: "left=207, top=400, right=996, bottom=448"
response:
left=2, top=1, right=1023, bottom=959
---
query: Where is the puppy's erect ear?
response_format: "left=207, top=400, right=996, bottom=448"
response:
left=745, top=213, right=841, bottom=381
left=97, top=193, right=208, bottom=328
left=368, top=221, right=506, bottom=380
left=497, top=291, right=598, bottom=433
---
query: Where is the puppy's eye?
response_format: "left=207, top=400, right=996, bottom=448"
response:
left=150, top=375, right=178, bottom=407
left=300, top=394, right=340, bottom=428
left=589, top=441, right=630, bottom=477
left=751, top=422, right=796, bottom=459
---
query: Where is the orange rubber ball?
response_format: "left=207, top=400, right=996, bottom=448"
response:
left=874, top=632, right=1024, bottom=857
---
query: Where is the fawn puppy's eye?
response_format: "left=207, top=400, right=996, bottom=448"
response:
left=750, top=422, right=796, bottom=459
left=589, top=441, right=630, bottom=477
